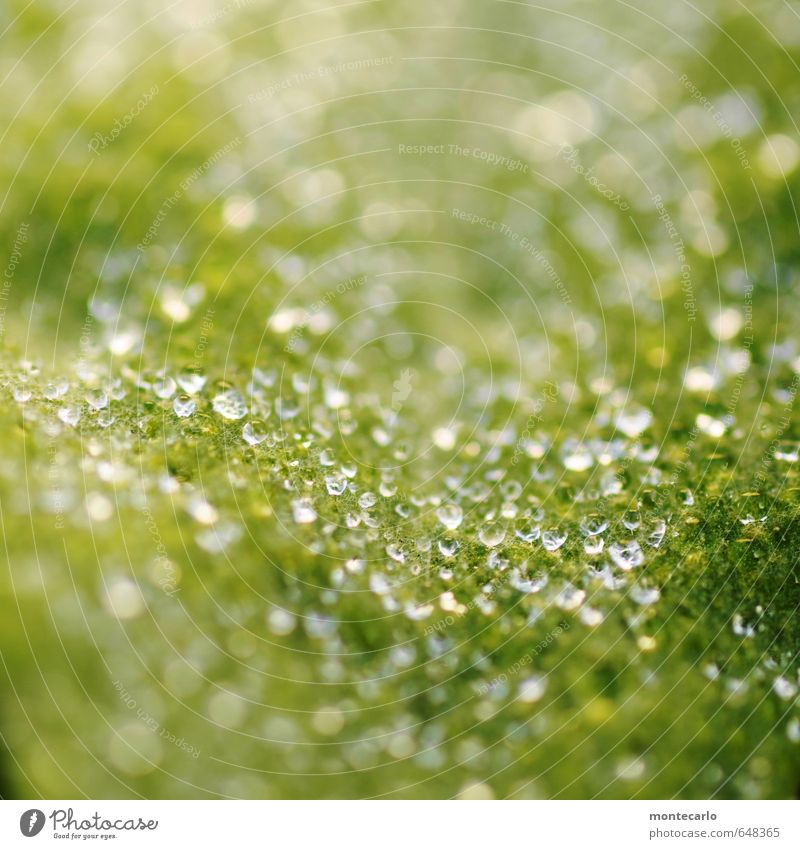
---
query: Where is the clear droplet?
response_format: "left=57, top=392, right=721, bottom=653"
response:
left=173, top=394, right=196, bottom=418
left=438, top=537, right=460, bottom=558
left=517, top=675, right=547, bottom=703
left=436, top=504, right=463, bottom=530
left=614, top=405, right=653, bottom=438
left=560, top=439, right=594, bottom=471
left=358, top=492, right=377, bottom=510
left=478, top=524, right=506, bottom=547
left=177, top=366, right=207, bottom=394
left=542, top=529, right=568, bottom=551
left=325, top=472, right=347, bottom=496
left=153, top=376, right=177, bottom=399
left=609, top=540, right=644, bottom=570
left=292, top=498, right=317, bottom=524
left=213, top=388, right=247, bottom=420
left=579, top=513, right=608, bottom=536
left=242, top=420, right=269, bottom=445
left=58, top=405, right=81, bottom=427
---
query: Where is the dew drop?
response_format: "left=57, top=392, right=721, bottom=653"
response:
left=153, top=376, right=177, bottom=399
left=213, top=388, right=247, bottom=420
left=478, top=524, right=506, bottom=547
left=58, top=405, right=81, bottom=427
left=438, top=537, right=460, bottom=558
left=177, top=366, right=207, bottom=395
left=609, top=540, right=644, bottom=570
left=517, top=675, right=547, bottom=703
left=242, top=420, right=269, bottom=445
left=173, top=394, right=196, bottom=418
left=614, top=405, right=653, bottom=438
left=542, top=528, right=568, bottom=551
left=579, top=513, right=608, bottom=536
left=358, top=492, right=377, bottom=510
left=292, top=498, right=317, bottom=524
left=436, top=503, right=463, bottom=530
left=325, top=472, right=347, bottom=496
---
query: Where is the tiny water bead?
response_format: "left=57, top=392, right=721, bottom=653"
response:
left=177, top=366, right=207, bottom=394
left=438, top=537, right=460, bottom=557
left=358, top=492, right=377, bottom=510
left=609, top=540, right=645, bottom=570
left=542, top=529, right=568, bottom=551
left=85, top=390, right=108, bottom=410
left=292, top=498, right=317, bottom=524
left=242, top=420, right=269, bottom=446
left=152, top=376, right=177, bottom=399
left=173, top=394, right=196, bottom=418
left=324, top=472, right=348, bottom=496
left=478, top=524, right=506, bottom=547
left=436, top=503, right=463, bottom=530
left=560, top=439, right=594, bottom=471
left=614, top=405, right=653, bottom=438
left=213, top=388, right=247, bottom=420
left=43, top=380, right=69, bottom=400
left=514, top=522, right=541, bottom=542
left=579, top=513, right=609, bottom=536
left=517, top=675, right=547, bottom=703
left=58, top=405, right=81, bottom=427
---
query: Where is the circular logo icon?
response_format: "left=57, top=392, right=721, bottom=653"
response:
left=19, top=809, right=46, bottom=837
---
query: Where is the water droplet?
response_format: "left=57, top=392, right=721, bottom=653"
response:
left=645, top=518, right=666, bottom=547
left=579, top=513, right=608, bottom=536
left=325, top=472, right=347, bottom=496
left=242, top=420, right=269, bottom=445
left=614, top=405, right=653, bottom=438
left=609, top=540, right=644, bottom=570
left=696, top=412, right=726, bottom=437
left=436, top=503, right=463, bottom=530
left=386, top=543, right=405, bottom=563
left=177, top=366, right=207, bottom=394
left=153, top=376, right=176, bottom=399
left=267, top=607, right=296, bottom=635
left=517, top=675, right=547, bottom=703
left=358, top=492, right=377, bottom=510
left=773, top=676, right=797, bottom=700
left=732, top=613, right=754, bottom=637
left=622, top=510, right=641, bottom=530
left=275, top=396, right=300, bottom=420
left=213, top=388, right=247, bottom=420
left=292, top=498, right=317, bottom=524
left=542, top=529, right=568, bottom=551
left=478, top=524, right=506, bottom=547
left=775, top=441, right=799, bottom=462
left=173, top=394, right=196, bottom=418
left=432, top=426, right=456, bottom=451
left=514, top=522, right=541, bottom=542
left=58, top=405, right=81, bottom=427
left=580, top=607, right=604, bottom=626
left=85, top=389, right=108, bottom=410
left=630, top=585, right=660, bottom=605
left=13, top=386, right=32, bottom=403
left=561, top=439, right=594, bottom=471
left=438, top=537, right=460, bottom=557
left=554, top=581, right=585, bottom=610
left=44, top=380, right=69, bottom=399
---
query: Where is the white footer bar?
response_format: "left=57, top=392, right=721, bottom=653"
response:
left=2, top=800, right=797, bottom=848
